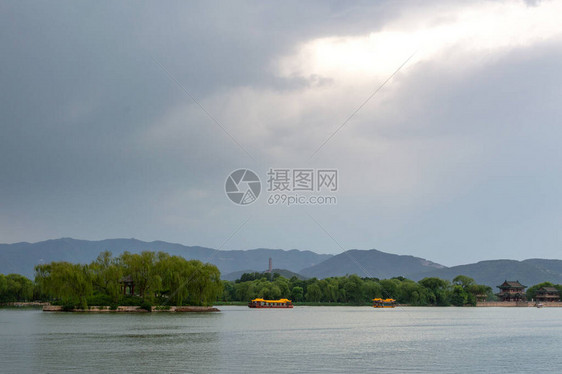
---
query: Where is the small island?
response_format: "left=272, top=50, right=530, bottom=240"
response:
left=31, top=250, right=223, bottom=312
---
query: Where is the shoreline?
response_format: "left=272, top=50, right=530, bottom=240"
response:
left=42, top=305, right=220, bottom=313
left=0, top=302, right=50, bottom=308
left=4, top=301, right=562, bottom=311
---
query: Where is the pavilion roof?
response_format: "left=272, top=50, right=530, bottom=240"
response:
left=119, top=275, right=133, bottom=283
left=537, top=286, right=559, bottom=293
left=498, top=280, right=526, bottom=289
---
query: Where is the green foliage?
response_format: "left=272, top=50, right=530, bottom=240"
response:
left=87, top=293, right=114, bottom=307
left=140, top=300, right=153, bottom=312
left=526, top=282, right=561, bottom=301
left=305, top=283, right=322, bottom=302
left=236, top=272, right=273, bottom=283
left=120, top=251, right=161, bottom=301
left=450, top=285, right=468, bottom=306
left=62, top=303, right=77, bottom=312
left=34, top=262, right=92, bottom=307
left=453, top=275, right=475, bottom=288
left=342, top=275, right=365, bottom=304
left=0, top=274, right=6, bottom=296
left=224, top=273, right=492, bottom=307
left=291, top=286, right=304, bottom=302
left=450, top=275, right=492, bottom=306
left=90, top=251, right=122, bottom=304
left=221, top=281, right=235, bottom=302
left=0, top=273, right=34, bottom=302
left=419, top=277, right=451, bottom=306
left=119, top=295, right=144, bottom=306
left=30, top=250, right=222, bottom=309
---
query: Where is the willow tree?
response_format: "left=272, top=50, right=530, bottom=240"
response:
left=186, top=261, right=222, bottom=306
left=305, top=282, right=322, bottom=302
left=89, top=251, right=123, bottom=304
left=155, top=253, right=192, bottom=306
left=0, top=273, right=34, bottom=302
left=120, top=251, right=161, bottom=301
left=35, top=262, right=92, bottom=308
left=0, top=274, right=6, bottom=298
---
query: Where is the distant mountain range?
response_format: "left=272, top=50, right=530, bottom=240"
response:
left=0, top=238, right=330, bottom=279
left=299, top=249, right=445, bottom=279
left=1, top=238, right=561, bottom=289
left=410, top=259, right=562, bottom=287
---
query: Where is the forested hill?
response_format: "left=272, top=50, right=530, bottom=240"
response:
left=0, top=238, right=331, bottom=278
left=410, top=259, right=562, bottom=288
left=223, top=268, right=308, bottom=281
left=299, top=249, right=445, bottom=279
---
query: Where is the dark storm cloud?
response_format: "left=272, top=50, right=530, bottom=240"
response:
left=1, top=0, right=561, bottom=265
left=0, top=0, right=397, bottom=192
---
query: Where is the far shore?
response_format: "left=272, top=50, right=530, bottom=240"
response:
left=3, top=301, right=562, bottom=311
left=0, top=302, right=50, bottom=307
left=42, top=305, right=220, bottom=313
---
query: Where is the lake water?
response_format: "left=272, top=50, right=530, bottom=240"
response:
left=1, top=306, right=561, bottom=373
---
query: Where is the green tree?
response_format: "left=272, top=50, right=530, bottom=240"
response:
left=362, top=280, right=382, bottom=301
left=452, top=275, right=475, bottom=288
left=234, top=281, right=252, bottom=301
left=324, top=279, right=339, bottom=302
left=0, top=274, right=7, bottom=301
left=526, top=282, right=555, bottom=301
left=273, top=277, right=290, bottom=298
left=419, top=277, right=450, bottom=306
left=35, top=262, right=92, bottom=308
left=291, top=286, right=304, bottom=302
left=120, top=251, right=161, bottom=301
left=399, top=280, right=429, bottom=305
left=343, top=275, right=365, bottom=304
left=185, top=261, right=223, bottom=306
left=452, top=275, right=490, bottom=306
left=0, top=274, right=33, bottom=302
left=380, top=279, right=401, bottom=300
left=221, top=281, right=235, bottom=301
left=305, top=283, right=322, bottom=302
left=89, top=251, right=122, bottom=304
left=466, top=284, right=492, bottom=303
left=450, top=285, right=468, bottom=306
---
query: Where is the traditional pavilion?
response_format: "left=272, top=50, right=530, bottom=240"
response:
left=119, top=275, right=135, bottom=296
left=535, top=287, right=560, bottom=303
left=497, top=280, right=526, bottom=301
left=475, top=293, right=488, bottom=303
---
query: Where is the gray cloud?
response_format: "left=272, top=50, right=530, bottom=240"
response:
left=1, top=0, right=561, bottom=266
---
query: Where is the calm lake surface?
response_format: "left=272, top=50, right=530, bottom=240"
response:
left=1, top=306, right=561, bottom=373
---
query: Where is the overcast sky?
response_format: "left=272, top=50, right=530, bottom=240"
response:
left=1, top=0, right=562, bottom=266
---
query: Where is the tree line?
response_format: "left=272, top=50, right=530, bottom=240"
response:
left=0, top=273, right=35, bottom=303
left=3, top=256, right=562, bottom=307
left=221, top=273, right=497, bottom=306
left=29, top=251, right=222, bottom=309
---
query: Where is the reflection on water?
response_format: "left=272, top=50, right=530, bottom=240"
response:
left=1, top=307, right=561, bottom=373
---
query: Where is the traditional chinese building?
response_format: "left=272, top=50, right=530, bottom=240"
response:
left=497, top=280, right=526, bottom=301
left=535, top=287, right=560, bottom=303
left=119, top=275, right=135, bottom=295
left=475, top=293, right=488, bottom=303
